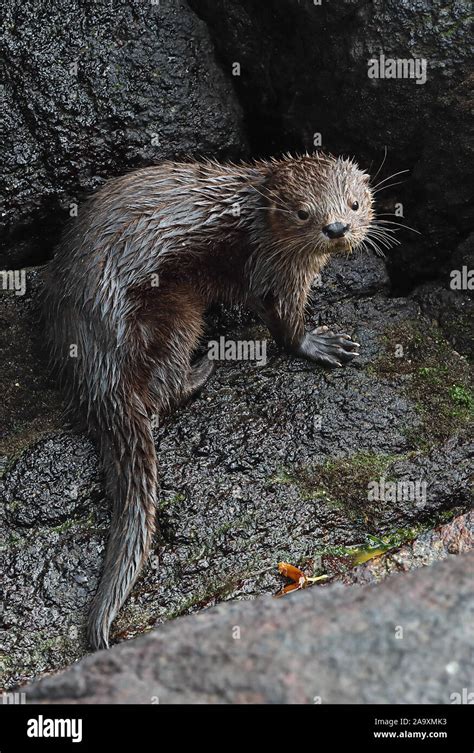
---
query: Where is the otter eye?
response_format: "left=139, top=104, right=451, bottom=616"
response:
left=351, top=201, right=359, bottom=211
left=297, top=209, right=310, bottom=221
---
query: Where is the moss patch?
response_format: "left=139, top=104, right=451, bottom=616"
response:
left=372, top=319, right=473, bottom=448
left=271, top=452, right=409, bottom=523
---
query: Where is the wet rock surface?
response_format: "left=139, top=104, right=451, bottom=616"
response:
left=21, top=552, right=474, bottom=704
left=412, top=233, right=474, bottom=359
left=2, top=0, right=245, bottom=267
left=1, top=252, right=472, bottom=690
left=0, top=268, right=62, bottom=459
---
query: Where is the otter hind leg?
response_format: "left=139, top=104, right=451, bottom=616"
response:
left=185, top=354, right=215, bottom=399
left=142, top=281, right=210, bottom=409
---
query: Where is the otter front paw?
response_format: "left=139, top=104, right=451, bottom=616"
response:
left=297, top=325, right=360, bottom=367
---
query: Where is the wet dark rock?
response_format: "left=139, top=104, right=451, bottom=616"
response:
left=310, top=252, right=390, bottom=307
left=189, top=0, right=473, bottom=289
left=412, top=233, right=474, bottom=358
left=3, top=434, right=102, bottom=528
left=413, top=282, right=474, bottom=359
left=1, top=249, right=472, bottom=690
left=21, top=552, right=474, bottom=704
left=0, top=268, right=61, bottom=460
left=2, top=0, right=246, bottom=267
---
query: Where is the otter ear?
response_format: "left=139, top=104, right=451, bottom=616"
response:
left=362, top=173, right=370, bottom=184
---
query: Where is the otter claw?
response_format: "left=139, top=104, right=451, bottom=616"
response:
left=298, top=328, right=360, bottom=367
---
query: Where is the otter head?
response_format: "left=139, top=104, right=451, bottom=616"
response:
left=264, top=154, right=373, bottom=256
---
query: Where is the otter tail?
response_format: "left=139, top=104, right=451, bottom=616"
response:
left=87, top=396, right=157, bottom=650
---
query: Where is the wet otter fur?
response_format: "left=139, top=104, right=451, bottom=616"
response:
left=44, top=153, right=377, bottom=650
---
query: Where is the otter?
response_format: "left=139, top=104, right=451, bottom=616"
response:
left=44, top=153, right=379, bottom=650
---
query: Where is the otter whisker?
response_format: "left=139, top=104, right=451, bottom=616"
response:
left=358, top=240, right=370, bottom=257
left=371, top=146, right=388, bottom=184
left=252, top=206, right=293, bottom=215
left=372, top=181, right=407, bottom=194
left=367, top=226, right=399, bottom=244
left=369, top=225, right=401, bottom=240
left=364, top=237, right=387, bottom=258
left=370, top=225, right=399, bottom=235
left=366, top=232, right=398, bottom=250
left=366, top=242, right=386, bottom=258
left=372, top=219, right=422, bottom=235
left=368, top=225, right=400, bottom=241
left=368, top=235, right=400, bottom=249
left=372, top=169, right=410, bottom=190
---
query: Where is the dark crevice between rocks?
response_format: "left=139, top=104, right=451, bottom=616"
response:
left=188, top=0, right=474, bottom=294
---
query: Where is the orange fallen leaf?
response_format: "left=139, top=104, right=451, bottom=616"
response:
left=275, top=561, right=328, bottom=597
left=278, top=562, right=306, bottom=582
left=277, top=582, right=303, bottom=596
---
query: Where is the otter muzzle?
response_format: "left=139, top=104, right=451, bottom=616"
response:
left=322, top=222, right=349, bottom=239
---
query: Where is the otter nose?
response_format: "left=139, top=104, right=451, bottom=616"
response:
left=323, top=222, right=349, bottom=239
